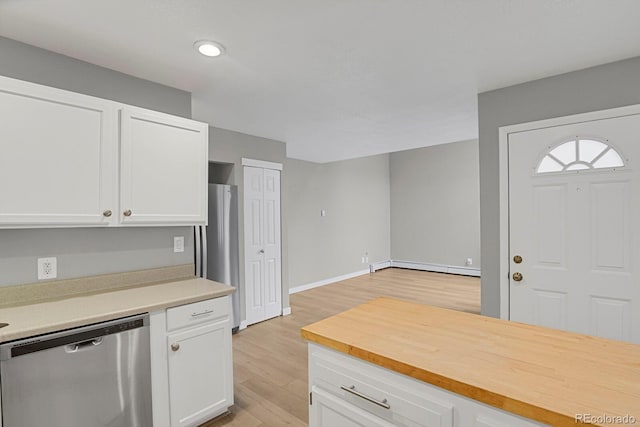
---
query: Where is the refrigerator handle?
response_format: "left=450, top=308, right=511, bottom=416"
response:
left=194, top=226, right=202, bottom=277
left=201, top=225, right=208, bottom=279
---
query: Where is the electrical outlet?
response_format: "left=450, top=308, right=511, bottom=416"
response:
left=37, top=257, right=57, bottom=280
left=466, top=258, right=473, bottom=266
left=174, top=236, right=185, bottom=253
left=362, top=252, right=369, bottom=264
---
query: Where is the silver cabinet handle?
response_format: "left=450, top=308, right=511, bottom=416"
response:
left=191, top=309, right=213, bottom=317
left=171, top=343, right=180, bottom=352
left=103, top=210, right=112, bottom=217
left=259, top=249, right=265, bottom=254
left=340, top=385, right=390, bottom=410
left=123, top=209, right=132, bottom=217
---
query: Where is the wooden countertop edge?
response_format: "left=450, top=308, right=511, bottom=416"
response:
left=301, top=328, right=578, bottom=427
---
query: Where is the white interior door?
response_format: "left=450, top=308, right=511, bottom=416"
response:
left=244, top=166, right=282, bottom=325
left=509, top=113, right=639, bottom=343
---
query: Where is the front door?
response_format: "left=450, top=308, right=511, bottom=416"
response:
left=508, top=113, right=639, bottom=343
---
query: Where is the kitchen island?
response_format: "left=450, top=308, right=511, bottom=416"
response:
left=301, top=297, right=639, bottom=427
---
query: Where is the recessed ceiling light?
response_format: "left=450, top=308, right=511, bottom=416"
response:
left=194, top=40, right=225, bottom=57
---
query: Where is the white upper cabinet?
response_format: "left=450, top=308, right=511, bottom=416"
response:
left=120, top=107, right=208, bottom=226
left=0, top=75, right=208, bottom=228
left=0, top=76, right=118, bottom=227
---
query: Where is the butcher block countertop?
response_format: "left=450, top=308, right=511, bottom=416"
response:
left=301, top=297, right=640, bottom=427
left=0, top=265, right=234, bottom=343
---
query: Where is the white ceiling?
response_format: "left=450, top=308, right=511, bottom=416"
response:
left=1, top=1, right=639, bottom=163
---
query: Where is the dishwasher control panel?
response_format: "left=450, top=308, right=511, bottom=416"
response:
left=0, top=314, right=147, bottom=360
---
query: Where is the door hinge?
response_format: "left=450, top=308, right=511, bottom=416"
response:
left=309, top=391, right=313, bottom=406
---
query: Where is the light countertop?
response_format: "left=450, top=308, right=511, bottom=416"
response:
left=301, top=297, right=640, bottom=427
left=0, top=277, right=234, bottom=342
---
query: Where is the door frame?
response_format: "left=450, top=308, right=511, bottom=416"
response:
left=497, top=103, right=640, bottom=320
left=240, top=158, right=284, bottom=328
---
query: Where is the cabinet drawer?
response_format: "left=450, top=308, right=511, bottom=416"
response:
left=166, top=297, right=230, bottom=332
left=310, top=344, right=453, bottom=427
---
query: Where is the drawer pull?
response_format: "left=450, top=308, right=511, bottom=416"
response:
left=340, top=385, right=390, bottom=410
left=191, top=309, right=214, bottom=317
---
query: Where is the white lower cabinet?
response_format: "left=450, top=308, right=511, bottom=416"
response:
left=311, top=386, right=396, bottom=427
left=151, top=297, right=233, bottom=427
left=308, top=344, right=547, bottom=427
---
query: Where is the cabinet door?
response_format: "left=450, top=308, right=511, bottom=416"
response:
left=310, top=386, right=396, bottom=427
left=0, top=76, right=117, bottom=227
left=120, top=107, right=208, bottom=225
left=167, top=318, right=233, bottom=427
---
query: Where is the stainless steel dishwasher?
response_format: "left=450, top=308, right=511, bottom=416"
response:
left=0, top=314, right=152, bottom=427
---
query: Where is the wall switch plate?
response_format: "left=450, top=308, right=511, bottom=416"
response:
left=320, top=209, right=326, bottom=217
left=174, top=236, right=185, bottom=253
left=37, top=257, right=57, bottom=280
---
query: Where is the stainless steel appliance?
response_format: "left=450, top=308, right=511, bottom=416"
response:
left=0, top=314, right=152, bottom=427
left=195, top=184, right=241, bottom=332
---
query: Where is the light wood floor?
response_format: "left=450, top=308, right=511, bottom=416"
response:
left=201, top=268, right=480, bottom=427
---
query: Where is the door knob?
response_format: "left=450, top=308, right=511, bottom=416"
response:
left=512, top=272, right=523, bottom=282
left=259, top=249, right=265, bottom=254
left=171, top=343, right=180, bottom=352
left=102, top=210, right=112, bottom=217
left=513, top=255, right=523, bottom=264
left=123, top=209, right=132, bottom=217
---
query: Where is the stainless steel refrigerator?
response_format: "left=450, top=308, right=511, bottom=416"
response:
left=195, top=184, right=241, bottom=333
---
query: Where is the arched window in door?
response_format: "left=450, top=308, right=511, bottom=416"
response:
left=536, top=138, right=625, bottom=174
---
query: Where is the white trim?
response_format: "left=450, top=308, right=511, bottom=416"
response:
left=289, top=269, right=370, bottom=294
left=391, top=260, right=481, bottom=277
left=239, top=320, right=248, bottom=330
left=499, top=124, right=510, bottom=320
left=497, top=103, right=640, bottom=320
left=282, top=307, right=292, bottom=316
left=241, top=157, right=283, bottom=171
left=393, top=260, right=447, bottom=273
left=370, top=260, right=392, bottom=273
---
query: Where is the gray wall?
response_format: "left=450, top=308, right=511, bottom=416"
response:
left=478, top=56, right=640, bottom=317
left=390, top=140, right=480, bottom=268
left=207, top=127, right=289, bottom=313
left=286, top=155, right=391, bottom=289
left=0, top=37, right=190, bottom=117
left=0, top=37, right=194, bottom=286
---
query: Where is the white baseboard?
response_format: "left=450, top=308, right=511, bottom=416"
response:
left=390, top=260, right=481, bottom=277
left=287, top=261, right=479, bottom=296
left=282, top=306, right=292, bottom=316
left=370, top=260, right=392, bottom=272
left=289, top=269, right=370, bottom=294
